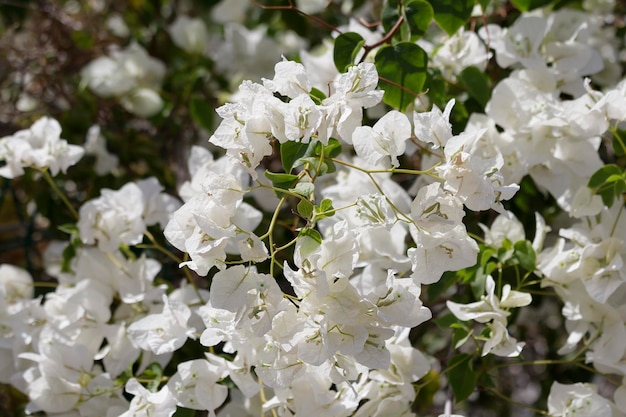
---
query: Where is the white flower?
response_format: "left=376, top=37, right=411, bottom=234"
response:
left=127, top=294, right=196, bottom=355
left=84, top=125, right=119, bottom=175
left=119, top=87, right=164, bottom=118
left=0, top=117, right=84, bottom=178
left=167, top=356, right=229, bottom=416
left=81, top=42, right=166, bottom=117
left=413, top=99, right=455, bottom=149
left=548, top=382, right=612, bottom=417
left=168, top=15, right=210, bottom=55
left=263, top=59, right=312, bottom=99
left=319, top=62, right=384, bottom=144
left=0, top=264, right=33, bottom=301
left=352, top=110, right=411, bottom=168
left=479, top=211, right=526, bottom=248
left=447, top=276, right=531, bottom=357
left=431, top=29, right=491, bottom=82
left=119, top=378, right=177, bottom=417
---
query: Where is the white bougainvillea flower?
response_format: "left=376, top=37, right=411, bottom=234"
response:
left=547, top=382, right=613, bottom=417
left=409, top=223, right=479, bottom=285
left=410, top=182, right=465, bottom=233
left=168, top=15, right=210, bottom=55
left=480, top=15, right=548, bottom=70
left=78, top=178, right=179, bottom=252
left=0, top=264, right=33, bottom=301
left=263, top=59, right=312, bottom=99
left=570, top=185, right=604, bottom=218
left=447, top=276, right=531, bottom=357
left=119, top=87, right=164, bottom=118
left=0, top=117, right=84, bottom=178
left=318, top=62, right=384, bottom=144
left=81, top=42, right=166, bottom=117
left=413, top=99, right=455, bottom=149
left=119, top=378, right=177, bottom=417
left=84, top=125, right=119, bottom=176
left=478, top=210, right=526, bottom=248
left=166, top=356, right=229, bottom=416
left=431, top=29, right=491, bottom=82
left=267, top=93, right=321, bottom=143
left=127, top=294, right=196, bottom=355
left=437, top=129, right=519, bottom=212
left=352, top=110, right=411, bottom=168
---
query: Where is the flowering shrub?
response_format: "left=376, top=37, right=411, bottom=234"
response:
left=2, top=1, right=626, bottom=416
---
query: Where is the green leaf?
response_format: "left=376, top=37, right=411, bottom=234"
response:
left=476, top=0, right=490, bottom=10
left=297, top=199, right=314, bottom=219
left=510, top=0, right=554, bottom=11
left=427, top=270, right=459, bottom=301
left=314, top=198, right=335, bottom=221
left=293, top=157, right=331, bottom=176
left=334, top=32, right=365, bottom=72
left=290, top=182, right=315, bottom=197
left=458, top=66, right=491, bottom=109
left=452, top=326, right=473, bottom=349
left=281, top=141, right=315, bottom=173
left=448, top=354, right=477, bottom=402
left=141, top=362, right=164, bottom=391
left=61, top=240, right=78, bottom=273
left=58, top=223, right=78, bottom=235
left=264, top=171, right=298, bottom=197
left=382, top=0, right=402, bottom=33
left=433, top=313, right=458, bottom=329
left=614, top=179, right=626, bottom=205
left=189, top=97, right=214, bottom=133
left=470, top=265, right=490, bottom=299
left=612, top=131, right=626, bottom=156
left=375, top=42, right=428, bottom=112
left=300, top=227, right=322, bottom=244
left=588, top=165, right=622, bottom=189
left=173, top=407, right=196, bottom=417
left=310, top=87, right=327, bottom=103
left=318, top=198, right=334, bottom=213
left=404, top=0, right=434, bottom=41
left=513, top=240, right=537, bottom=271
left=315, top=138, right=343, bottom=158
left=429, top=0, right=474, bottom=36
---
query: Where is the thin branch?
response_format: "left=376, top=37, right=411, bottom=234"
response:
left=251, top=0, right=342, bottom=34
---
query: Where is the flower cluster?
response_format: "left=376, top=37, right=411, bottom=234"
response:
left=2, top=1, right=626, bottom=417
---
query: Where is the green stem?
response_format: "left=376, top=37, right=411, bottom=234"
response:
left=484, top=386, right=550, bottom=416
left=38, top=168, right=78, bottom=219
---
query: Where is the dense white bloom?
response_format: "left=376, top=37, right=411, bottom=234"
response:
left=437, top=128, right=519, bottom=212
left=78, top=178, right=180, bottom=252
left=0, top=117, right=83, bottom=178
left=209, top=82, right=274, bottom=173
